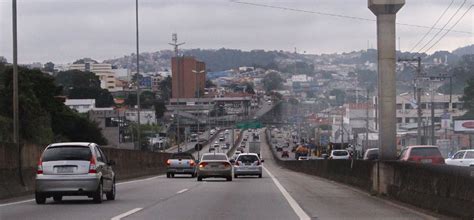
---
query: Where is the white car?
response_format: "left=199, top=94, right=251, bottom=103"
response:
left=210, top=129, right=216, bottom=135
left=445, top=150, right=474, bottom=167
left=330, top=150, right=351, bottom=159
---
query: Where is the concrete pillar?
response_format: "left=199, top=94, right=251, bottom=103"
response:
left=368, top=0, right=404, bottom=160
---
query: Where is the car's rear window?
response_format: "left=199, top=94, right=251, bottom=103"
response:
left=237, top=155, right=259, bottom=162
left=42, top=146, right=91, bottom=162
left=333, top=151, right=348, bottom=156
left=171, top=153, right=194, bottom=160
left=410, top=147, right=442, bottom=157
left=202, top=154, right=227, bottom=161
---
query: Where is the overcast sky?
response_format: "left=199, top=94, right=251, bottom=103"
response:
left=0, top=0, right=472, bottom=64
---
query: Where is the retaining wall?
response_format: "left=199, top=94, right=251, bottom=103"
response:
left=0, top=142, right=171, bottom=200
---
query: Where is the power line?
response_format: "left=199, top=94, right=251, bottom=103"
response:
left=408, top=0, right=455, bottom=53
left=230, top=0, right=473, bottom=35
left=416, top=0, right=468, bottom=53
left=423, top=5, right=473, bottom=54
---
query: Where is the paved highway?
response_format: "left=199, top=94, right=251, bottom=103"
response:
left=0, top=129, right=443, bottom=220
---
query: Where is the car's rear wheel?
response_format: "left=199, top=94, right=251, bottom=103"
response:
left=226, top=176, right=232, bottom=181
left=53, top=195, right=62, bottom=202
left=93, top=182, right=103, bottom=203
left=171, top=173, right=175, bottom=178
left=106, top=180, right=116, bottom=200
left=258, top=174, right=262, bottom=178
left=234, top=174, right=238, bottom=178
left=35, top=192, right=46, bottom=204
left=166, top=173, right=170, bottom=178
left=197, top=176, right=202, bottom=181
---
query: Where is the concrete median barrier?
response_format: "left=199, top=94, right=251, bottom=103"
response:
left=264, top=129, right=474, bottom=218
left=0, top=142, right=171, bottom=200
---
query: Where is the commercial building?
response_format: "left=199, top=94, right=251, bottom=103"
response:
left=69, top=63, right=117, bottom=91
left=65, top=99, right=96, bottom=113
left=171, top=57, right=206, bottom=99
left=395, top=93, right=465, bottom=126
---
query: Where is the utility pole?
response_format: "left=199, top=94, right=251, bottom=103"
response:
left=12, top=0, right=24, bottom=186
left=365, top=88, right=370, bottom=155
left=169, top=33, right=185, bottom=151
left=135, top=0, right=141, bottom=150
left=430, top=82, right=435, bottom=145
left=398, top=56, right=423, bottom=145
left=340, top=108, right=344, bottom=149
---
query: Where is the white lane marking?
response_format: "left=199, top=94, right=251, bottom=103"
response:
left=0, top=175, right=163, bottom=207
left=111, top=208, right=143, bottom=220
left=116, top=175, right=164, bottom=186
left=0, top=199, right=34, bottom=207
left=176, top=188, right=188, bottom=194
left=263, top=166, right=311, bottom=220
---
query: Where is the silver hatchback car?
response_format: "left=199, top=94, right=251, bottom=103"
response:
left=233, top=153, right=263, bottom=178
left=35, top=142, right=116, bottom=204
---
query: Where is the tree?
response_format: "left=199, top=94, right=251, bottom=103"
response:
left=329, top=89, right=346, bottom=106
left=0, top=66, right=107, bottom=144
left=206, top=79, right=216, bottom=88
left=125, top=91, right=156, bottom=109
left=73, top=58, right=98, bottom=64
left=439, top=55, right=474, bottom=94
left=55, top=70, right=114, bottom=107
left=44, top=62, right=55, bottom=72
left=263, top=72, right=284, bottom=92
left=460, top=77, right=474, bottom=118
left=158, top=76, right=172, bottom=100
left=154, top=100, right=167, bottom=119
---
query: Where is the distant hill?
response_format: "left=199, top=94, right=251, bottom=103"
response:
left=453, top=44, right=474, bottom=56
left=103, top=45, right=472, bottom=73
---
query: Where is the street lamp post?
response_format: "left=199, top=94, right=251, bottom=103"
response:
left=192, top=69, right=205, bottom=135
left=135, top=0, right=141, bottom=150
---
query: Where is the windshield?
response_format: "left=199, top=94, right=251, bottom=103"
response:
left=202, top=154, right=227, bottom=161
left=333, top=151, right=348, bottom=156
left=410, top=148, right=442, bottom=157
left=42, top=146, right=91, bottom=162
left=237, top=155, right=259, bottom=163
left=171, top=153, right=194, bottom=160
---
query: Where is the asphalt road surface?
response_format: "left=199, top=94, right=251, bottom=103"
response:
left=0, top=129, right=443, bottom=220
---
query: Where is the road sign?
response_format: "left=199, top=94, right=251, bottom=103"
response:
left=236, top=121, right=262, bottom=129
left=194, top=143, right=203, bottom=151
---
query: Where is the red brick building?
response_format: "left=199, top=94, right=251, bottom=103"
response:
left=171, top=56, right=206, bottom=99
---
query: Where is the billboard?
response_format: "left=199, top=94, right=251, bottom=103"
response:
left=454, top=120, right=474, bottom=132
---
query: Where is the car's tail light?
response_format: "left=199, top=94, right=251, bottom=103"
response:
left=190, top=160, right=195, bottom=166
left=199, top=162, right=208, bottom=168
left=256, top=161, right=261, bottom=165
left=37, top=157, right=43, bottom=175
left=89, top=156, right=97, bottom=173
left=223, top=162, right=231, bottom=168
left=166, top=159, right=171, bottom=166
left=234, top=161, right=240, bottom=166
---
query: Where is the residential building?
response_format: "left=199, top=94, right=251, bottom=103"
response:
left=65, top=99, right=96, bottom=113
left=171, top=57, right=206, bottom=99
left=69, top=63, right=117, bottom=91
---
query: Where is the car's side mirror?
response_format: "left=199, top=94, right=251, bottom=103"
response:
left=230, top=159, right=235, bottom=164
left=107, top=160, right=116, bottom=166
left=261, top=159, right=264, bottom=163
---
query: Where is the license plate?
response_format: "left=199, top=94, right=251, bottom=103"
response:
left=421, top=159, right=432, bottom=164
left=57, top=167, right=74, bottom=173
left=210, top=165, right=218, bottom=168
